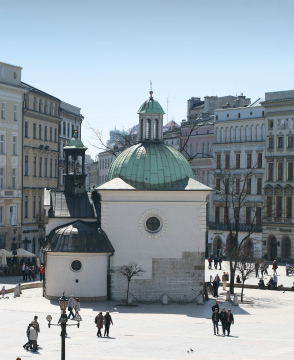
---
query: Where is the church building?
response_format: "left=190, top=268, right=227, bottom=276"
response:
left=43, top=91, right=211, bottom=302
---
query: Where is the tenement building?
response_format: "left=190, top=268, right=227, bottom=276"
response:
left=207, top=100, right=265, bottom=257
left=0, top=62, right=27, bottom=252
left=262, top=91, right=294, bottom=262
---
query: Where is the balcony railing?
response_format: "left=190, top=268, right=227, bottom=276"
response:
left=263, top=217, right=294, bottom=225
left=207, top=221, right=262, bottom=232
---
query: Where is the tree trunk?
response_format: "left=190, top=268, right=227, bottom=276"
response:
left=229, top=262, right=235, bottom=294
left=126, top=280, right=130, bottom=305
left=241, top=282, right=244, bottom=302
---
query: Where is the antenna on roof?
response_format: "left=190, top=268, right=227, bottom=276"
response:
left=149, top=81, right=153, bottom=98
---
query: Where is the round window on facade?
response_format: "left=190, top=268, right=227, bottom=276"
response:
left=146, top=216, right=161, bottom=233
left=71, top=260, right=82, bottom=272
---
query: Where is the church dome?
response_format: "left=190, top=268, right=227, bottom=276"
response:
left=63, top=131, right=88, bottom=150
left=106, top=142, right=194, bottom=190
left=137, top=92, right=165, bottom=114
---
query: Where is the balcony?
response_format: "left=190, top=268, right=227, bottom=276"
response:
left=207, top=221, right=262, bottom=232
left=0, top=189, right=22, bottom=198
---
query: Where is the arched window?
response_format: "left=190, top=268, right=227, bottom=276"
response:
left=245, top=126, right=249, bottom=141
left=221, top=128, right=224, bottom=143
left=216, top=128, right=220, bottom=143
left=154, top=119, right=159, bottom=140
left=262, top=124, right=265, bottom=140
left=256, top=124, right=260, bottom=141
left=140, top=119, right=144, bottom=139
left=146, top=119, right=151, bottom=139
left=251, top=125, right=255, bottom=141
left=226, top=127, right=229, bottom=143
left=235, top=126, right=239, bottom=142
left=230, top=127, right=234, bottom=142
left=240, top=126, right=244, bottom=142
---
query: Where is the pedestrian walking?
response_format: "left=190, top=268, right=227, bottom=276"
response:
left=211, top=308, right=220, bottom=335
left=22, top=263, right=26, bottom=280
left=219, top=255, right=222, bottom=270
left=272, top=259, right=278, bottom=275
left=95, top=312, right=104, bottom=337
left=25, top=265, right=30, bottom=281
left=208, top=256, right=212, bottom=270
left=67, top=295, right=75, bottom=319
left=273, top=273, right=278, bottom=290
left=286, top=262, right=290, bottom=276
left=263, top=260, right=268, bottom=275
left=255, top=261, right=259, bottom=278
left=26, top=323, right=38, bottom=351
left=23, top=316, right=40, bottom=350
left=211, top=300, right=219, bottom=313
left=2, top=286, right=5, bottom=298
left=104, top=311, right=113, bottom=337
left=220, top=307, right=227, bottom=336
left=214, top=255, right=218, bottom=270
left=213, top=276, right=219, bottom=297
left=31, top=266, right=36, bottom=281
left=222, top=272, right=227, bottom=290
left=226, top=309, right=234, bottom=336
left=39, top=265, right=44, bottom=281
left=74, top=298, right=81, bottom=319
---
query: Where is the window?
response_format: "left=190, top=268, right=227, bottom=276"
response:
left=268, top=120, right=273, bottom=129
left=277, top=162, right=283, bottom=180
left=256, top=207, right=262, bottom=225
left=50, top=127, right=53, bottom=142
left=246, top=207, right=251, bottom=225
left=276, top=196, right=282, bottom=218
left=257, top=178, right=262, bottom=195
left=215, top=206, right=220, bottom=223
left=0, top=206, right=3, bottom=226
left=257, top=153, right=262, bottom=168
left=12, top=135, right=17, bottom=155
left=269, top=137, right=274, bottom=149
left=146, top=119, right=151, bottom=139
left=39, top=157, right=42, bottom=177
left=288, top=162, right=293, bottom=181
left=39, top=124, right=42, bottom=139
left=225, top=154, right=230, bottom=169
left=55, top=158, right=57, bottom=178
left=12, top=168, right=17, bottom=189
left=54, top=128, right=57, bottom=142
left=67, top=123, right=70, bottom=137
left=44, top=158, right=48, bottom=177
left=287, top=136, right=293, bottom=148
left=224, top=207, right=228, bottom=224
left=146, top=216, right=161, bottom=233
left=216, top=154, right=221, bottom=169
left=154, top=119, right=159, bottom=140
left=234, top=207, right=239, bottom=222
left=33, top=156, right=37, bottom=176
left=55, top=104, right=58, bottom=117
left=50, top=158, right=52, bottom=177
left=1, top=103, right=6, bottom=119
left=63, top=122, right=66, bottom=136
left=267, top=196, right=272, bottom=217
left=235, top=178, right=240, bottom=194
left=246, top=178, right=251, bottom=194
left=0, top=134, right=5, bottom=154
left=24, top=196, right=28, bottom=218
left=277, top=136, right=284, bottom=149
left=44, top=126, right=48, bottom=141
left=25, top=121, right=28, bottom=137
left=33, top=123, right=37, bottom=139
left=49, top=102, right=53, bottom=115
left=215, top=178, right=220, bottom=191
left=71, top=260, right=82, bottom=272
left=33, top=196, right=36, bottom=218
left=236, top=154, right=240, bottom=169
left=268, top=162, right=273, bottom=180
left=38, top=195, right=41, bottom=214
left=286, top=197, right=292, bottom=218
left=0, top=168, right=4, bottom=188
left=224, top=178, right=229, bottom=194
left=238, top=113, right=240, bottom=119
left=247, top=153, right=252, bottom=169
left=216, top=115, right=218, bottom=120
left=25, top=155, right=28, bottom=176
left=33, top=97, right=37, bottom=111
left=44, top=101, right=47, bottom=114
left=13, top=104, right=17, bottom=121
left=39, top=99, right=42, bottom=112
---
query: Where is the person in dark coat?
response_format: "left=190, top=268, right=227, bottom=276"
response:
left=213, top=276, right=220, bottom=297
left=255, top=262, right=259, bottom=278
left=95, top=312, right=104, bottom=337
left=226, top=309, right=234, bottom=336
left=219, top=307, right=228, bottom=336
left=214, top=256, right=218, bottom=270
left=218, top=255, right=222, bottom=270
left=211, top=308, right=220, bottom=335
left=104, top=311, right=113, bottom=337
left=211, top=300, right=219, bottom=313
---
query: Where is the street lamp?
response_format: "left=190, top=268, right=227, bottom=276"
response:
left=46, top=293, right=81, bottom=360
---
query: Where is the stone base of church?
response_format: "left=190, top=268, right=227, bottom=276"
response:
left=45, top=294, right=108, bottom=302
left=110, top=251, right=205, bottom=302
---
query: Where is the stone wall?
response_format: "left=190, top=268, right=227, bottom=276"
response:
left=110, top=251, right=205, bottom=302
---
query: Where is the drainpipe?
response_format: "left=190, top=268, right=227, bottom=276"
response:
left=107, top=252, right=114, bottom=300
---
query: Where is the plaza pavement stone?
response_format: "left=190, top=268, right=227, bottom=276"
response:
left=0, top=261, right=293, bottom=360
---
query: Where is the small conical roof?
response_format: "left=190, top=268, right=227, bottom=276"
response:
left=63, top=130, right=88, bottom=151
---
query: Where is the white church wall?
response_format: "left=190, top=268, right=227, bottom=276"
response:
left=45, top=252, right=108, bottom=301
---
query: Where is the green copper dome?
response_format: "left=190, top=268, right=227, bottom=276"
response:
left=63, top=131, right=88, bottom=151
left=106, top=143, right=194, bottom=190
left=137, top=92, right=165, bottom=114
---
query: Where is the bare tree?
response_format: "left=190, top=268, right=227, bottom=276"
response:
left=117, top=262, right=145, bottom=305
left=210, top=165, right=264, bottom=294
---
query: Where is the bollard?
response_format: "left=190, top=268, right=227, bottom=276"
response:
left=233, top=294, right=239, bottom=306
left=226, top=290, right=231, bottom=301
left=14, top=283, right=21, bottom=297
left=162, top=294, right=168, bottom=305
left=197, top=293, right=204, bottom=305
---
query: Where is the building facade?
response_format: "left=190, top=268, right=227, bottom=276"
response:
left=0, top=62, right=27, bottom=253
left=207, top=101, right=266, bottom=257
left=262, top=91, right=294, bottom=262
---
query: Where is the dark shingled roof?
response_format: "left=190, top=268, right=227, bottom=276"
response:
left=49, top=191, right=99, bottom=218
left=43, top=220, right=114, bottom=253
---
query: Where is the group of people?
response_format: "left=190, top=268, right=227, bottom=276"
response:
left=94, top=311, right=114, bottom=337
left=211, top=301, right=234, bottom=336
left=21, top=264, right=44, bottom=282
left=23, top=316, right=40, bottom=352
left=67, top=295, right=81, bottom=320
left=208, top=254, right=223, bottom=270
left=258, top=259, right=280, bottom=290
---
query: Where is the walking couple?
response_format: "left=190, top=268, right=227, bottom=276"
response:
left=95, top=311, right=113, bottom=337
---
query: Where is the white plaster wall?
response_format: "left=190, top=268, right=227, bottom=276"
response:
left=45, top=253, right=108, bottom=298
left=99, top=190, right=209, bottom=279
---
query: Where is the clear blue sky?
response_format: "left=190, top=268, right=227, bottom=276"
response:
left=1, top=0, right=294, bottom=158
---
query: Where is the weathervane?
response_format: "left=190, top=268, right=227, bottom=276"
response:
left=150, top=80, right=153, bottom=98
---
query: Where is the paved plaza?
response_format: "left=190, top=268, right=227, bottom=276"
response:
left=1, top=261, right=294, bottom=360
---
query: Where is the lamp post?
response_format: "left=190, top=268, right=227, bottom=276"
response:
left=47, top=293, right=81, bottom=360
